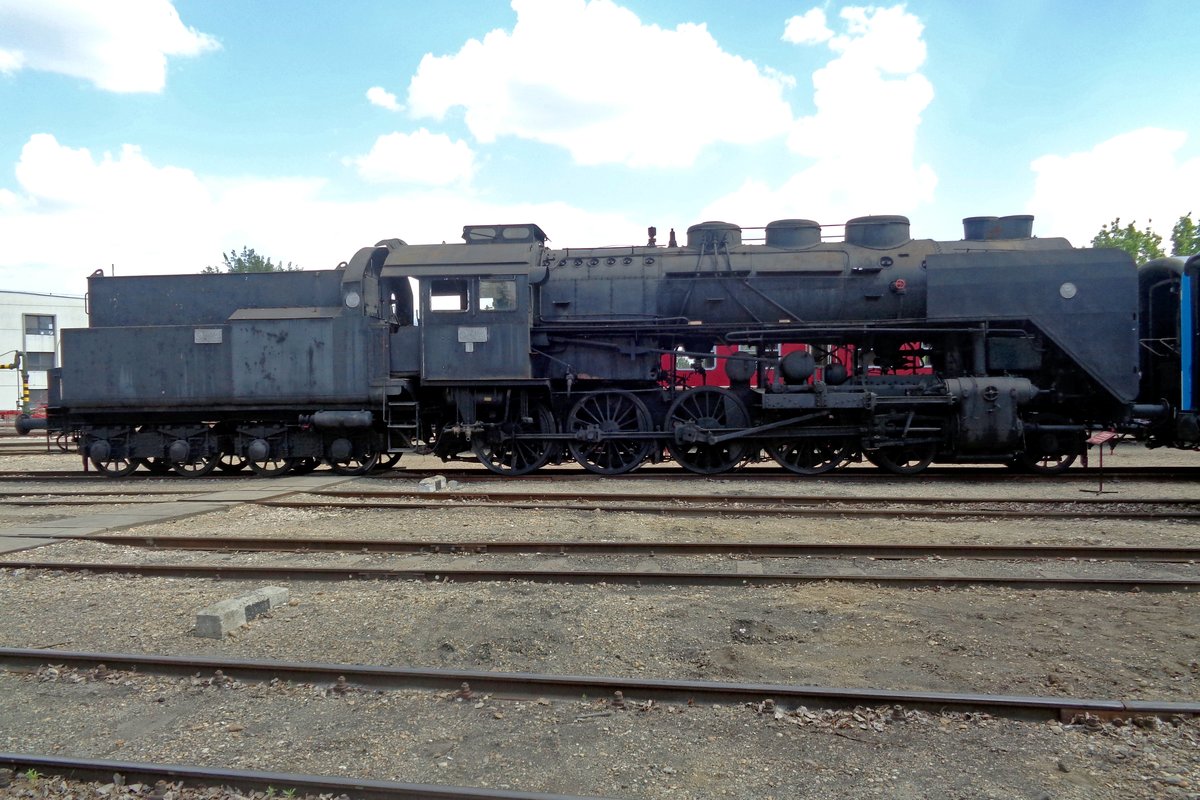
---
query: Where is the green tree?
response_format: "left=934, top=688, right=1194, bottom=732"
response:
left=1091, top=218, right=1164, bottom=265
left=203, top=246, right=300, bottom=273
left=1171, top=212, right=1199, bottom=256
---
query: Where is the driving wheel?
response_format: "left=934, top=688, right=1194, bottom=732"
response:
left=566, top=390, right=655, bottom=475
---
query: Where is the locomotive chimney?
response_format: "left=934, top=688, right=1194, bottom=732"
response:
left=964, top=215, right=1035, bottom=240
left=963, top=216, right=1000, bottom=241
left=844, top=216, right=910, bottom=249
left=998, top=214, right=1034, bottom=239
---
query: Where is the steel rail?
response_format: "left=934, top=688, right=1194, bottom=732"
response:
left=0, top=497, right=191, bottom=505
left=5, top=487, right=1197, bottom=516
left=0, top=753, right=594, bottom=800
left=376, top=465, right=1200, bottom=481
left=2, top=486, right=1197, bottom=508
left=24, top=533, right=1200, bottom=562
left=255, top=498, right=1200, bottom=521
left=1, top=560, right=1195, bottom=591
left=2, top=465, right=1199, bottom=482
left=0, top=489, right=199, bottom=498
left=305, top=487, right=1198, bottom=507
left=1, top=648, right=1196, bottom=721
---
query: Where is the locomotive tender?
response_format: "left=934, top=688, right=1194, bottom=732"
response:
left=37, top=213, right=1200, bottom=477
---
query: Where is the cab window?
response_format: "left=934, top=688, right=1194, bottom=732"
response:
left=479, top=279, right=518, bottom=312
left=430, top=278, right=468, bottom=312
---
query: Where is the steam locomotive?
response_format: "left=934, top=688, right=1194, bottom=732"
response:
left=29, top=213, right=1200, bottom=477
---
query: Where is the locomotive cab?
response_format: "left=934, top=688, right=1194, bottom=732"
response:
left=418, top=273, right=533, bottom=381
left=378, top=225, right=546, bottom=384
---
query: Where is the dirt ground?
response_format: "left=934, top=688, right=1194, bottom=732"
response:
left=0, top=445, right=1198, bottom=799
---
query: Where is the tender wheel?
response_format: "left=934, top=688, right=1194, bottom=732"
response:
left=329, top=452, right=380, bottom=476
left=372, top=453, right=403, bottom=471
left=767, top=437, right=854, bottom=475
left=91, top=454, right=137, bottom=478
left=665, top=387, right=750, bottom=474
left=566, top=390, right=655, bottom=475
left=172, top=453, right=218, bottom=477
left=247, top=456, right=294, bottom=477
left=217, top=454, right=248, bottom=473
left=867, top=442, right=936, bottom=475
left=291, top=457, right=321, bottom=475
left=137, top=457, right=172, bottom=475
left=472, top=401, right=558, bottom=476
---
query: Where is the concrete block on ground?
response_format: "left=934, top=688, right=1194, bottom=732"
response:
left=195, top=586, right=289, bottom=638
left=0, top=535, right=61, bottom=554
left=417, top=475, right=448, bottom=492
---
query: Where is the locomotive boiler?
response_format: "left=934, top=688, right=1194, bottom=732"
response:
left=38, top=213, right=1199, bottom=477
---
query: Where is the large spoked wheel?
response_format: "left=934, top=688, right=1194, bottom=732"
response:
left=91, top=453, right=138, bottom=478
left=1008, top=416, right=1081, bottom=475
left=291, top=457, right=321, bottom=475
left=665, top=387, right=750, bottom=475
left=372, top=453, right=403, bottom=472
left=172, top=453, right=218, bottom=478
left=137, top=457, right=172, bottom=476
left=566, top=390, right=655, bottom=475
left=767, top=437, right=855, bottom=475
left=248, top=456, right=294, bottom=477
left=866, top=442, right=937, bottom=475
left=329, top=452, right=380, bottom=476
left=217, top=454, right=248, bottom=474
left=472, top=402, right=558, bottom=476
left=1011, top=450, right=1078, bottom=474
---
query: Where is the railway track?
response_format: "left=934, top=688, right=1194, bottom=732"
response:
left=375, top=464, right=1200, bottom=482
left=257, top=491, right=1200, bottom=521
left=0, top=436, right=68, bottom=456
left=5, top=485, right=1196, bottom=521
left=1, top=559, right=1195, bottom=591
left=4, top=486, right=1197, bottom=506
left=3, top=648, right=1196, bottom=721
left=0, top=753, right=590, bottom=800
left=1, top=463, right=1198, bottom=482
left=17, top=532, right=1200, bottom=562
left=0, top=449, right=68, bottom=457
left=6, top=639, right=1196, bottom=800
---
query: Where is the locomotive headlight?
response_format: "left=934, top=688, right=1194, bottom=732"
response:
left=344, top=290, right=362, bottom=309
left=1059, top=282, right=1078, bottom=300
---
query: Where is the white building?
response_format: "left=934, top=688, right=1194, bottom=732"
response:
left=0, top=291, right=88, bottom=415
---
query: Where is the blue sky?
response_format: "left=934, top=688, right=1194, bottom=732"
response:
left=1, top=0, right=1197, bottom=294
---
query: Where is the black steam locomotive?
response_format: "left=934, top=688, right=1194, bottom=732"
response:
left=32, top=213, right=1200, bottom=477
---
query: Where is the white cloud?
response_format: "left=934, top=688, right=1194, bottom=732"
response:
left=0, top=47, right=25, bottom=74
left=349, top=129, right=476, bottom=186
left=701, top=5, right=936, bottom=227
left=0, top=134, right=222, bottom=287
left=788, top=6, right=931, bottom=161
left=14, top=134, right=208, bottom=210
left=1028, top=128, right=1200, bottom=247
left=406, top=0, right=794, bottom=168
left=0, top=0, right=218, bottom=93
left=783, top=9, right=833, bottom=45
left=0, top=133, right=646, bottom=295
left=366, top=86, right=402, bottom=111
